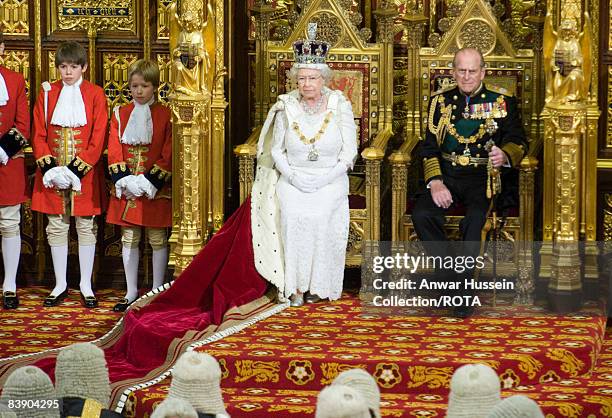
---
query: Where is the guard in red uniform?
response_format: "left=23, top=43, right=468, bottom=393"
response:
left=0, top=32, right=30, bottom=310
left=31, top=41, right=108, bottom=308
left=106, top=60, right=171, bottom=312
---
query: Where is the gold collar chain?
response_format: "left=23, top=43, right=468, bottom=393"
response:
left=292, top=112, right=332, bottom=146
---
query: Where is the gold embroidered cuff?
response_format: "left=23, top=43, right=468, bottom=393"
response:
left=423, top=157, right=442, bottom=183
left=501, top=142, right=525, bottom=167
left=67, top=156, right=93, bottom=179
left=35, top=155, right=57, bottom=175
left=145, top=164, right=171, bottom=190
left=109, top=162, right=131, bottom=183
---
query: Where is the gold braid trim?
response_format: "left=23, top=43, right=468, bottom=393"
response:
left=35, top=155, right=55, bottom=168
left=501, top=142, right=525, bottom=167
left=80, top=398, right=103, bottom=417
left=423, top=157, right=442, bottom=183
left=427, top=96, right=442, bottom=136
left=150, top=164, right=171, bottom=181
left=446, top=119, right=487, bottom=144
left=109, top=162, right=128, bottom=175
left=73, top=156, right=93, bottom=174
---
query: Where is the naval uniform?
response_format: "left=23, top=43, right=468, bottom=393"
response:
left=412, top=82, right=527, bottom=245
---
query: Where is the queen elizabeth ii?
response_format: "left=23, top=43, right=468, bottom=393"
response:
left=252, top=24, right=358, bottom=307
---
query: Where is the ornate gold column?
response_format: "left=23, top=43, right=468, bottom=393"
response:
left=544, top=105, right=586, bottom=311
left=516, top=156, right=538, bottom=304
left=401, top=12, right=427, bottom=139
left=250, top=2, right=275, bottom=127
left=541, top=0, right=599, bottom=311
left=372, top=3, right=397, bottom=134
left=209, top=0, right=228, bottom=235
left=168, top=0, right=223, bottom=275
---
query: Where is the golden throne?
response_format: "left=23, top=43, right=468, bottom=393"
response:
left=235, top=0, right=397, bottom=267
left=389, top=0, right=539, bottom=299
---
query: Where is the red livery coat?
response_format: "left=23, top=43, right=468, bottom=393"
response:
left=31, top=79, right=108, bottom=216
left=106, top=102, right=172, bottom=228
left=0, top=66, right=30, bottom=206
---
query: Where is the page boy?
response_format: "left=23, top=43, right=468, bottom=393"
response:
left=0, top=32, right=30, bottom=310
left=31, top=41, right=108, bottom=308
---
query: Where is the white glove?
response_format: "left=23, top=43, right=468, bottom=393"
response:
left=43, top=166, right=70, bottom=190
left=124, top=175, right=144, bottom=200
left=62, top=167, right=82, bottom=192
left=136, top=174, right=158, bottom=200
left=114, top=176, right=130, bottom=199
left=0, top=147, right=9, bottom=165
left=290, top=173, right=318, bottom=193
left=312, top=163, right=348, bottom=189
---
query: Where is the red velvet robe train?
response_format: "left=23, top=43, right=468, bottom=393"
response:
left=35, top=197, right=268, bottom=382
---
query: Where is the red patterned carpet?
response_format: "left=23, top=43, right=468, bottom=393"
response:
left=125, top=293, right=611, bottom=417
left=0, top=287, right=123, bottom=360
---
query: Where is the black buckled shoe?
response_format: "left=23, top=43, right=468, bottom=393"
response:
left=304, top=292, right=323, bottom=304
left=43, top=289, right=69, bottom=307
left=113, top=298, right=134, bottom=312
left=2, top=291, right=19, bottom=309
left=81, top=293, right=98, bottom=308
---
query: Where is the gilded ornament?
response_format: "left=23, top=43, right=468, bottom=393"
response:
left=169, top=0, right=216, bottom=96
left=457, top=19, right=496, bottom=55
left=310, top=12, right=343, bottom=46
left=543, top=10, right=592, bottom=104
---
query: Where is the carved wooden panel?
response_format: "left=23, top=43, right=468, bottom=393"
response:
left=0, top=0, right=29, bottom=35
left=156, top=53, right=172, bottom=104
left=0, top=50, right=30, bottom=97
left=103, top=52, right=139, bottom=112
left=157, top=0, right=174, bottom=40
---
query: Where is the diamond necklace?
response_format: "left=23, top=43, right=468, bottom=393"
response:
left=300, top=94, right=325, bottom=115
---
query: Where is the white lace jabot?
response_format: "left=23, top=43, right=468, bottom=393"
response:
left=50, top=77, right=87, bottom=128
left=121, top=98, right=154, bottom=145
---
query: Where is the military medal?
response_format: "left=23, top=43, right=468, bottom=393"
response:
left=485, top=118, right=498, bottom=134
left=462, top=95, right=471, bottom=119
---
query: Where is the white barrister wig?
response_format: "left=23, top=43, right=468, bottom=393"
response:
left=446, top=363, right=501, bottom=418
left=332, top=368, right=381, bottom=418
left=0, top=366, right=60, bottom=418
left=168, top=351, right=227, bottom=415
left=315, top=385, right=371, bottom=418
left=55, top=342, right=111, bottom=408
left=486, top=395, right=545, bottom=418
left=150, top=397, right=198, bottom=418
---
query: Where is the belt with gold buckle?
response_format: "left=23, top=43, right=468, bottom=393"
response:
left=441, top=153, right=489, bottom=167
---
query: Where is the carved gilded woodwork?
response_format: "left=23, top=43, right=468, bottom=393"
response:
left=169, top=0, right=226, bottom=273
left=49, top=0, right=138, bottom=77
left=49, top=0, right=136, bottom=33
left=0, top=50, right=30, bottom=97
left=608, top=66, right=612, bottom=148
left=102, top=53, right=138, bottom=113
left=157, top=0, right=174, bottom=39
left=541, top=103, right=599, bottom=310
left=157, top=54, right=172, bottom=104
left=0, top=0, right=29, bottom=35
left=543, top=7, right=592, bottom=105
left=604, top=194, right=612, bottom=242
left=540, top=0, right=600, bottom=309
left=47, top=51, right=58, bottom=83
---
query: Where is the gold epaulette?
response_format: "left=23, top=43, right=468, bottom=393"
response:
left=431, top=84, right=456, bottom=97
left=487, top=84, right=513, bottom=97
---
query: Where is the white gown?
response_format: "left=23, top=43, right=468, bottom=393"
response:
left=270, top=90, right=357, bottom=300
